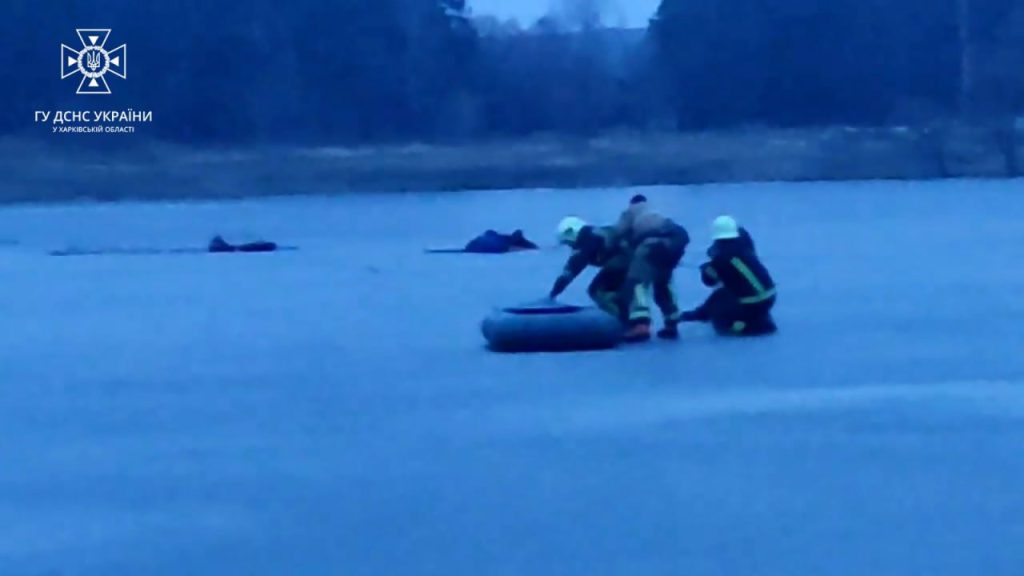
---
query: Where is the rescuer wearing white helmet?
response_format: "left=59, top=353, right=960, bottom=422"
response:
left=556, top=216, right=587, bottom=246
left=680, top=215, right=777, bottom=336
left=708, top=215, right=756, bottom=257
left=711, top=215, right=740, bottom=240
left=549, top=216, right=632, bottom=321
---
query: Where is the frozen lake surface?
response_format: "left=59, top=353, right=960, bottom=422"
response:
left=1, top=180, right=1023, bottom=575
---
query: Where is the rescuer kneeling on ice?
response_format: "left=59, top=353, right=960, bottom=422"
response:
left=681, top=215, right=778, bottom=336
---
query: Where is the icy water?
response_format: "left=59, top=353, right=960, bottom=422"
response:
left=1, top=180, right=1023, bottom=575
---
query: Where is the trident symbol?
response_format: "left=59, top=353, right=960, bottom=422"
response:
left=61, top=29, right=128, bottom=95
left=86, top=50, right=101, bottom=72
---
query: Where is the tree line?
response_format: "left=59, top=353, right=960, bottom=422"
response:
left=2, top=0, right=1023, bottom=144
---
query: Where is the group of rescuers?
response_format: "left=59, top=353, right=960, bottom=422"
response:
left=550, top=194, right=777, bottom=342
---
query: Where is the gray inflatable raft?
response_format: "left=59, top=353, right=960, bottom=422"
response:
left=481, top=300, right=623, bottom=353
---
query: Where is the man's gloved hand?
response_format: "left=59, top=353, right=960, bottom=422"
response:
left=700, top=262, right=720, bottom=287
left=549, top=275, right=570, bottom=300
left=529, top=295, right=559, bottom=307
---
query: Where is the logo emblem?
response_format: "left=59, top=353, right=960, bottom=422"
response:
left=61, top=29, right=127, bottom=95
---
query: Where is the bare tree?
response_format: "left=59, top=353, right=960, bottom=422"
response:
left=958, top=0, right=975, bottom=115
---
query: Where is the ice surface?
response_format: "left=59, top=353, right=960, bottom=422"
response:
left=1, top=180, right=1023, bottom=575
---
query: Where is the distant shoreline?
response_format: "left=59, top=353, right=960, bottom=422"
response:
left=1, top=125, right=1020, bottom=204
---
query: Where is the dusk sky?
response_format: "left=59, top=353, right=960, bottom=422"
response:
left=468, top=0, right=660, bottom=28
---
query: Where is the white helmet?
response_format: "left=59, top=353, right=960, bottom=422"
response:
left=557, top=216, right=587, bottom=246
left=711, top=215, right=740, bottom=240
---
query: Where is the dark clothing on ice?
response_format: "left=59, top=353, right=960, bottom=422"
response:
left=208, top=236, right=234, bottom=253
left=209, top=236, right=278, bottom=253
left=700, top=236, right=775, bottom=305
left=237, top=241, right=278, bottom=253
left=550, top=225, right=630, bottom=301
left=693, top=288, right=778, bottom=336
left=464, top=230, right=538, bottom=254
left=690, top=233, right=777, bottom=335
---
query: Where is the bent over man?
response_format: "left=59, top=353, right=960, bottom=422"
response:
left=549, top=216, right=631, bottom=320
left=615, top=195, right=690, bottom=342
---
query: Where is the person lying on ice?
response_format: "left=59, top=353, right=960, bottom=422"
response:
left=208, top=235, right=278, bottom=253
left=614, top=194, right=691, bottom=342
left=464, top=229, right=538, bottom=253
left=548, top=216, right=631, bottom=320
left=680, top=215, right=778, bottom=336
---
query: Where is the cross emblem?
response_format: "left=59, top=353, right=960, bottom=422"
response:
left=61, top=29, right=127, bottom=95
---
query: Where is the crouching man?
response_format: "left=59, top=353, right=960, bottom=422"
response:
left=549, top=216, right=632, bottom=320
left=681, top=216, right=777, bottom=336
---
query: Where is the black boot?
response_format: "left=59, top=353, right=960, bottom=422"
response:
left=679, top=310, right=703, bottom=322
left=657, top=321, right=679, bottom=340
